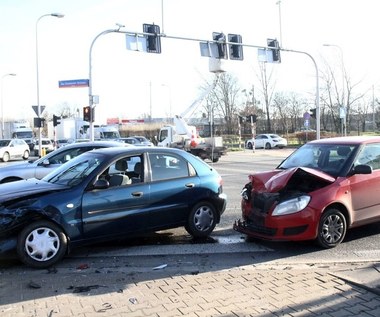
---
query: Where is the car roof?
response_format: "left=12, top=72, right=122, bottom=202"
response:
left=89, top=146, right=186, bottom=156
left=309, top=136, right=380, bottom=145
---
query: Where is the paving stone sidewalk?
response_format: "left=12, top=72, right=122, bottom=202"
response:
left=1, top=259, right=380, bottom=317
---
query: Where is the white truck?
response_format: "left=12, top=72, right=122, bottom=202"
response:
left=48, top=118, right=87, bottom=141
left=2, top=121, right=34, bottom=150
left=91, top=125, right=120, bottom=140
left=48, top=118, right=121, bottom=142
left=158, top=116, right=226, bottom=162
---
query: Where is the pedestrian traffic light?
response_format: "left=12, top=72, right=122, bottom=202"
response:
left=228, top=34, right=243, bottom=60
left=83, top=106, right=94, bottom=122
left=310, top=108, right=317, bottom=119
left=53, top=115, right=61, bottom=127
left=143, top=23, right=161, bottom=53
left=267, top=38, right=281, bottom=63
left=212, top=32, right=228, bottom=59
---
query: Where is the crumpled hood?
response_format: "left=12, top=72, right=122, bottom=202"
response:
left=250, top=167, right=336, bottom=193
left=0, top=179, right=65, bottom=203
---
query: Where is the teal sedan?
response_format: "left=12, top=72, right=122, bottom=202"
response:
left=0, top=147, right=226, bottom=268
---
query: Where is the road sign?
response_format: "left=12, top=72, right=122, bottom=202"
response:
left=32, top=105, right=45, bottom=116
left=58, top=79, right=89, bottom=88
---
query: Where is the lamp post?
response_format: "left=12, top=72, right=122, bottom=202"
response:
left=323, top=43, right=346, bottom=136
left=35, top=13, right=64, bottom=156
left=1, top=73, right=16, bottom=139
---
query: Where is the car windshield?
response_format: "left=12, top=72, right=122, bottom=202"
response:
left=278, top=143, right=357, bottom=177
left=42, top=152, right=104, bottom=186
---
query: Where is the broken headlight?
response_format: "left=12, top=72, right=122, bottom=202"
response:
left=272, top=195, right=310, bottom=216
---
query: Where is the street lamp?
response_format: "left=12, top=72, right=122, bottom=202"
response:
left=35, top=13, right=64, bottom=156
left=323, top=43, right=346, bottom=136
left=1, top=73, right=16, bottom=139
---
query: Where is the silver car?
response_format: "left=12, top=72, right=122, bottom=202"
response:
left=0, top=139, right=30, bottom=162
left=0, top=141, right=127, bottom=183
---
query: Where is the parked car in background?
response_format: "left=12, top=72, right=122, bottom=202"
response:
left=120, top=137, right=140, bottom=146
left=0, top=139, right=30, bottom=162
left=235, top=136, right=380, bottom=248
left=55, top=139, right=74, bottom=148
left=0, top=141, right=127, bottom=183
left=120, top=136, right=154, bottom=146
left=34, top=138, right=55, bottom=156
left=133, top=135, right=154, bottom=146
left=0, top=147, right=227, bottom=268
left=246, top=134, right=287, bottom=149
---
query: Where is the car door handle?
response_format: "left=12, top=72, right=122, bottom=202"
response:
left=185, top=183, right=195, bottom=188
left=132, top=191, right=143, bottom=197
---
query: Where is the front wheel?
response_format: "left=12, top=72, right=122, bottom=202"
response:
left=316, top=209, right=347, bottom=248
left=186, top=202, right=217, bottom=238
left=17, top=220, right=68, bottom=268
left=264, top=142, right=272, bottom=149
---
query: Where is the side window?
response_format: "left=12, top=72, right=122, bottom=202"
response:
left=99, top=155, right=143, bottom=186
left=149, top=153, right=189, bottom=181
left=355, top=144, right=380, bottom=170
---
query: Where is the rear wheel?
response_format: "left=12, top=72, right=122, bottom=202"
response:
left=316, top=208, right=347, bottom=248
left=186, top=202, right=217, bottom=238
left=264, top=142, right=272, bottom=149
left=2, top=152, right=10, bottom=162
left=17, top=220, right=67, bottom=268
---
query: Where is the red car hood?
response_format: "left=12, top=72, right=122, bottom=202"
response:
left=249, top=167, right=336, bottom=193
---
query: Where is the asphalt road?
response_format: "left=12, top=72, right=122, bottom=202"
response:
left=2, top=148, right=380, bottom=268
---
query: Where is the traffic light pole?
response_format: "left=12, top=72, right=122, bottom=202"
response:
left=280, top=48, right=320, bottom=140
left=87, top=25, right=320, bottom=141
left=88, top=26, right=125, bottom=141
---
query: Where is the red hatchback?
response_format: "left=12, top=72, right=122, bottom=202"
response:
left=234, top=136, right=380, bottom=248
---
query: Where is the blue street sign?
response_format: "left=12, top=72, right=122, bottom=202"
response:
left=59, top=79, right=89, bottom=88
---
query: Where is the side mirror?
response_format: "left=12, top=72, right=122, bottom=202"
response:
left=352, top=164, right=372, bottom=175
left=41, top=159, right=50, bottom=167
left=93, top=179, right=109, bottom=189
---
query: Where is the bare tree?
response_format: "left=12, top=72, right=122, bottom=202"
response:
left=203, top=73, right=243, bottom=134
left=272, top=92, right=307, bottom=134
left=320, top=58, right=365, bottom=134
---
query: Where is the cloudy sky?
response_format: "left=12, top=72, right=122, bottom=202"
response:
left=0, top=0, right=378, bottom=124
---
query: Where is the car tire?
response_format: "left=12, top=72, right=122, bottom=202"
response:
left=23, top=150, right=30, bottom=160
left=246, top=142, right=253, bottom=149
left=17, top=220, right=68, bottom=268
left=185, top=201, right=217, bottom=238
left=265, top=142, right=272, bottom=149
left=316, top=208, right=347, bottom=248
left=2, top=152, right=10, bottom=162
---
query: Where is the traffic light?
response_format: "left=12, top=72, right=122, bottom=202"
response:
left=212, top=32, right=228, bottom=59
left=246, top=114, right=257, bottom=123
left=238, top=115, right=244, bottom=124
left=143, top=23, right=161, bottom=53
left=310, top=108, right=317, bottom=119
left=33, top=117, right=45, bottom=128
left=53, top=115, right=61, bottom=127
left=267, top=38, right=281, bottom=63
left=228, top=34, right=243, bottom=60
left=83, top=106, right=94, bottom=122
